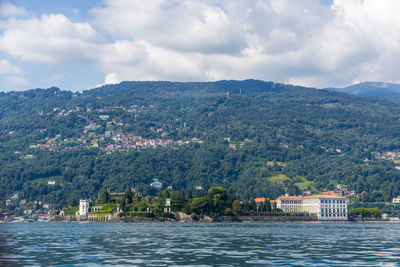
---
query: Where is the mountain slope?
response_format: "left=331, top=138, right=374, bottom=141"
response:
left=1, top=80, right=400, bottom=207
left=326, top=81, right=400, bottom=97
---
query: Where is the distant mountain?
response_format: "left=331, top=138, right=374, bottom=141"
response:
left=326, top=82, right=400, bottom=97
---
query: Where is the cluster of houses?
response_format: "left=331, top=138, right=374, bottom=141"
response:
left=224, top=137, right=253, bottom=149
left=27, top=103, right=204, bottom=153
left=28, top=123, right=185, bottom=153
left=375, top=151, right=400, bottom=161
left=104, top=133, right=177, bottom=152
left=29, top=127, right=202, bottom=153
left=3, top=193, right=56, bottom=222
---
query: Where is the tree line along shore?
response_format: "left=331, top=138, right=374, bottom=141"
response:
left=48, top=187, right=382, bottom=223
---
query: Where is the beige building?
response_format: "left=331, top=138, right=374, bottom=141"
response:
left=392, top=196, right=400, bottom=203
left=277, top=191, right=348, bottom=220
left=276, top=196, right=303, bottom=213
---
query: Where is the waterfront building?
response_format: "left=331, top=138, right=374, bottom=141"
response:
left=79, top=199, right=90, bottom=216
left=254, top=198, right=266, bottom=204
left=254, top=198, right=276, bottom=214
left=277, top=191, right=348, bottom=220
left=37, top=214, right=51, bottom=222
left=254, top=198, right=274, bottom=209
left=276, top=196, right=303, bottom=213
left=164, top=198, right=171, bottom=212
left=91, top=206, right=103, bottom=212
left=392, top=196, right=400, bottom=203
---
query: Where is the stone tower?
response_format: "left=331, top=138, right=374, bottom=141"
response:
left=79, top=199, right=90, bottom=216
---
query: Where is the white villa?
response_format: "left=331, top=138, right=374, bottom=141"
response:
left=277, top=191, right=348, bottom=220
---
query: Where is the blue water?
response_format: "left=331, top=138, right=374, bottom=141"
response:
left=1, top=222, right=400, bottom=266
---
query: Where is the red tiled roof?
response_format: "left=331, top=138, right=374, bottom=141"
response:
left=304, top=191, right=346, bottom=199
left=304, top=195, right=346, bottom=199
left=254, top=198, right=276, bottom=203
left=277, top=196, right=302, bottom=200
left=277, top=191, right=346, bottom=200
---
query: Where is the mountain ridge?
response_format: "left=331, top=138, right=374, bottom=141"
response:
left=326, top=81, right=400, bottom=97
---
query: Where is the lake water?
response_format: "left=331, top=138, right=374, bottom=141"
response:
left=1, top=222, right=400, bottom=266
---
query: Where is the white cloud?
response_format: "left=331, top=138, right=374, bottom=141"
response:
left=92, top=0, right=395, bottom=87
left=0, top=2, right=27, bottom=17
left=4, top=75, right=29, bottom=87
left=0, top=14, right=103, bottom=63
left=89, top=0, right=334, bottom=84
left=44, top=73, right=65, bottom=83
left=2, top=0, right=400, bottom=88
left=91, top=0, right=246, bottom=55
left=103, top=72, right=120, bottom=84
left=0, top=59, right=23, bottom=75
left=0, top=59, right=28, bottom=90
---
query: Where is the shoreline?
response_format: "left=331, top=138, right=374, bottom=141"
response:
left=1, top=216, right=393, bottom=223
left=1, top=220, right=398, bottom=224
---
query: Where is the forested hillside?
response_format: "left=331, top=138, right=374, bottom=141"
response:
left=2, top=80, right=400, bottom=208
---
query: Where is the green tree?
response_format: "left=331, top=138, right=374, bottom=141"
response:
left=124, top=188, right=133, bottom=204
left=265, top=199, right=271, bottom=212
left=100, top=189, right=111, bottom=203
left=232, top=200, right=241, bottom=215
left=186, top=190, right=193, bottom=200
left=70, top=199, right=78, bottom=207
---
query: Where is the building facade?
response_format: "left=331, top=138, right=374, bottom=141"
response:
left=277, top=191, right=348, bottom=220
left=392, top=196, right=400, bottom=203
left=276, top=196, right=303, bottom=213
left=79, top=199, right=90, bottom=216
left=164, top=198, right=171, bottom=212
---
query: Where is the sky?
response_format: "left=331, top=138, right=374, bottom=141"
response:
left=0, top=0, right=399, bottom=92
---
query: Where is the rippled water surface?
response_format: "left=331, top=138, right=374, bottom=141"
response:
left=1, top=222, right=400, bottom=266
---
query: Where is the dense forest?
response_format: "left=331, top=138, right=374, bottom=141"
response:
left=2, top=80, right=400, bottom=208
